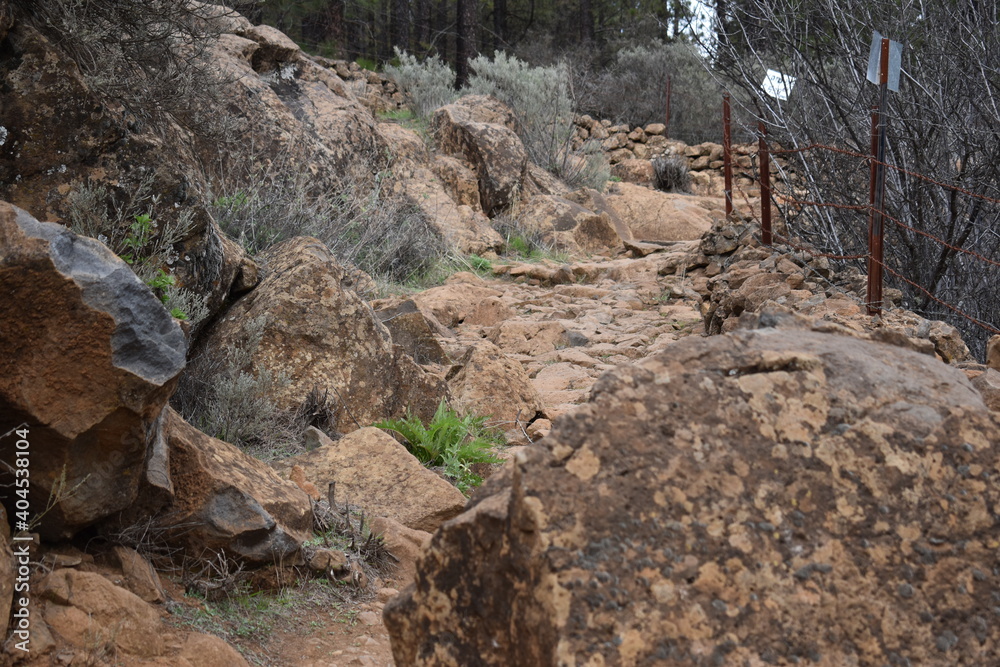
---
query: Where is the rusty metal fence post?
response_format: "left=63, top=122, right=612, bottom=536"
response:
left=723, top=94, right=733, bottom=218
left=665, top=74, right=672, bottom=139
left=758, top=121, right=772, bottom=245
left=867, top=37, right=890, bottom=316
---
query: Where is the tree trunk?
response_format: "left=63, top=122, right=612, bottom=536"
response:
left=494, top=0, right=508, bottom=49
left=455, top=0, right=477, bottom=88
left=393, top=0, right=411, bottom=53
left=415, top=0, right=430, bottom=52
left=579, top=0, right=593, bottom=43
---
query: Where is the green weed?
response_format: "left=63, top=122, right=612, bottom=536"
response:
left=374, top=401, right=504, bottom=495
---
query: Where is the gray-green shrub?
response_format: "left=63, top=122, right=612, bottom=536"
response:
left=572, top=39, right=723, bottom=144
left=210, top=153, right=446, bottom=284
left=383, top=48, right=459, bottom=119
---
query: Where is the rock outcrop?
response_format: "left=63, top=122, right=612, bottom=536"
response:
left=188, top=237, right=448, bottom=433
left=432, top=96, right=529, bottom=216
left=516, top=194, right=625, bottom=254
left=386, top=328, right=1000, bottom=666
left=0, top=202, right=186, bottom=538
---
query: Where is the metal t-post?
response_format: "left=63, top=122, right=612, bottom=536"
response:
left=758, top=121, right=772, bottom=245
left=723, top=94, right=733, bottom=217
left=867, top=37, right=890, bottom=316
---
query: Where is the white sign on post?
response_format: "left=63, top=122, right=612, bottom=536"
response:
left=761, top=69, right=796, bottom=101
left=866, top=31, right=903, bottom=92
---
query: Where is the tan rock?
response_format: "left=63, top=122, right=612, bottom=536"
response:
left=240, top=24, right=299, bottom=70
left=370, top=517, right=431, bottom=586
left=411, top=283, right=503, bottom=328
left=112, top=546, right=166, bottom=603
left=464, top=296, right=515, bottom=327
left=611, top=158, right=654, bottom=185
left=526, top=419, right=552, bottom=441
left=531, top=363, right=595, bottom=394
left=0, top=203, right=186, bottom=538
left=432, top=155, right=482, bottom=209
left=987, top=335, right=1000, bottom=371
left=515, top=194, right=624, bottom=254
left=189, top=237, right=448, bottom=433
left=971, top=368, right=1000, bottom=411
left=176, top=633, right=250, bottom=667
left=432, top=96, right=528, bottom=215
left=154, top=408, right=313, bottom=563
left=604, top=182, right=722, bottom=242
left=274, top=427, right=468, bottom=533
left=446, top=341, right=546, bottom=427
left=376, top=298, right=456, bottom=366
left=395, top=169, right=503, bottom=255
left=377, top=122, right=430, bottom=168
left=488, top=321, right=569, bottom=356
left=645, top=123, right=666, bottom=136
left=926, top=320, right=972, bottom=363
left=385, top=329, right=1000, bottom=666
left=41, top=569, right=165, bottom=658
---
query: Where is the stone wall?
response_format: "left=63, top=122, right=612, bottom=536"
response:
left=571, top=115, right=797, bottom=199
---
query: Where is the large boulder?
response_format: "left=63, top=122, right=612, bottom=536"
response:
left=274, top=427, right=468, bottom=533
left=604, top=182, right=722, bottom=242
left=515, top=194, right=624, bottom=254
left=432, top=96, right=529, bottom=216
left=149, top=408, right=312, bottom=564
left=394, top=168, right=503, bottom=255
left=0, top=22, right=250, bottom=317
left=385, top=328, right=1000, bottom=666
left=446, top=341, right=547, bottom=427
left=0, top=203, right=186, bottom=538
left=188, top=237, right=448, bottom=433
left=38, top=567, right=250, bottom=665
left=114, top=408, right=312, bottom=564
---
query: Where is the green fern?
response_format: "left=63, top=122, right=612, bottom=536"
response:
left=374, top=401, right=504, bottom=494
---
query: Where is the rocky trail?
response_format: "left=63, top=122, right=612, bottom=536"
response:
left=4, top=5, right=1000, bottom=665
left=243, top=240, right=710, bottom=666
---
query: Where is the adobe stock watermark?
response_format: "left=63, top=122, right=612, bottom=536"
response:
left=5, top=423, right=34, bottom=653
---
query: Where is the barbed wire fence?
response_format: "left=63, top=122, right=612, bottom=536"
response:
left=720, top=93, right=1000, bottom=356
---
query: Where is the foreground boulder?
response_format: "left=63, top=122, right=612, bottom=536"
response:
left=35, top=567, right=248, bottom=666
left=0, top=203, right=186, bottom=538
left=385, top=328, right=1000, bottom=665
left=188, top=237, right=448, bottom=433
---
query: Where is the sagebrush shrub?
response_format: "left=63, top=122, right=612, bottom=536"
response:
left=465, top=52, right=575, bottom=170
left=172, top=315, right=307, bottom=461
left=383, top=48, right=458, bottom=119
left=571, top=39, right=723, bottom=144
left=210, top=151, right=446, bottom=284
left=385, top=49, right=609, bottom=191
